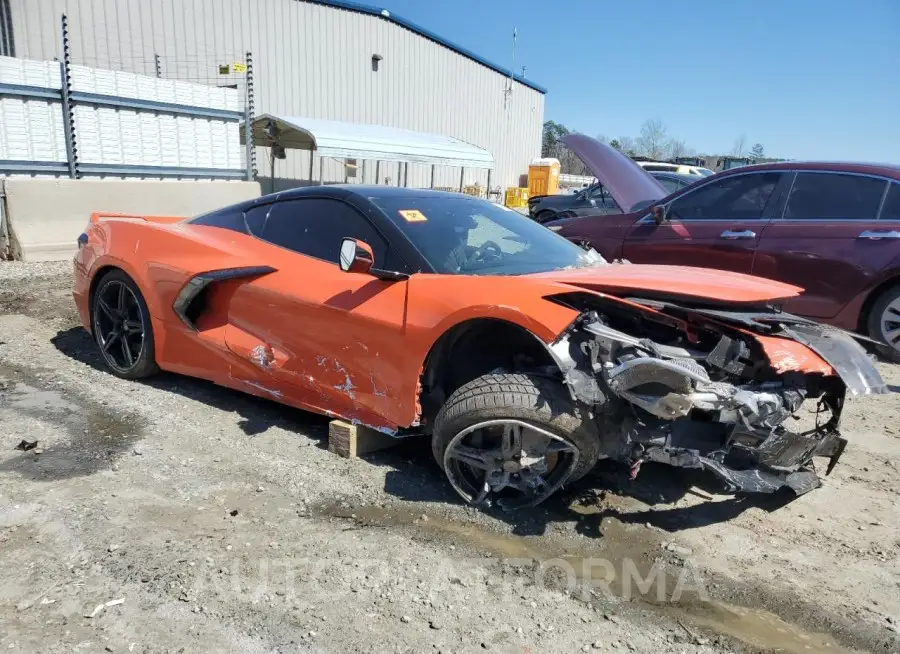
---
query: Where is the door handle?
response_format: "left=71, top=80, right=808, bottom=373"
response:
left=858, top=230, right=900, bottom=240
left=720, top=229, right=756, bottom=240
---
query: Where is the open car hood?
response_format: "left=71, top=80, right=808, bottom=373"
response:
left=560, top=134, right=668, bottom=212
left=529, top=265, right=803, bottom=304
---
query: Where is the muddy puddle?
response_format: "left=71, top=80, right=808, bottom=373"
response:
left=319, top=501, right=855, bottom=654
left=0, top=364, right=143, bottom=479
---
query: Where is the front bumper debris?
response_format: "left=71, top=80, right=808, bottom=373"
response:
left=545, top=301, right=886, bottom=498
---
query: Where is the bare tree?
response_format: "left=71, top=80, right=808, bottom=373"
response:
left=668, top=138, right=690, bottom=160
left=637, top=119, right=668, bottom=160
left=617, top=136, right=637, bottom=156
left=732, top=135, right=748, bottom=157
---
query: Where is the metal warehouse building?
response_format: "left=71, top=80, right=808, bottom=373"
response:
left=3, top=0, right=546, bottom=191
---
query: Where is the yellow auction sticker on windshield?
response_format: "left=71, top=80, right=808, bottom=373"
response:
left=398, top=209, right=428, bottom=222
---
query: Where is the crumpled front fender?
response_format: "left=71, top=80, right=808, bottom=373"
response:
left=763, top=324, right=888, bottom=396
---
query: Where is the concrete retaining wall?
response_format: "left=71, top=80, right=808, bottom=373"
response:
left=2, top=178, right=261, bottom=261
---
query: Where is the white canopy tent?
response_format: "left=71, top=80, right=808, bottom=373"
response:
left=240, top=114, right=495, bottom=192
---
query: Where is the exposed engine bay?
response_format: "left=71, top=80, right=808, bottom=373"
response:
left=546, top=292, right=888, bottom=497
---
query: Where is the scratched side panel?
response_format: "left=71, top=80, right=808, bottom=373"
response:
left=222, top=247, right=411, bottom=433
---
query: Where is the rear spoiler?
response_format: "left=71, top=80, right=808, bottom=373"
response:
left=89, top=211, right=186, bottom=225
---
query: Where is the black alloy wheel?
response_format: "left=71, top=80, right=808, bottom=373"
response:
left=91, top=270, right=158, bottom=378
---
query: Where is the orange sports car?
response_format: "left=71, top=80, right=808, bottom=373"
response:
left=73, top=186, right=887, bottom=509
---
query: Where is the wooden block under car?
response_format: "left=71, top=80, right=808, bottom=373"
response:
left=328, top=419, right=399, bottom=458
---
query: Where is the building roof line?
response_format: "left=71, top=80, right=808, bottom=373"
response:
left=303, top=0, right=548, bottom=94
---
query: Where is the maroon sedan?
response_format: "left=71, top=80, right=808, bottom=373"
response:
left=548, top=134, right=900, bottom=361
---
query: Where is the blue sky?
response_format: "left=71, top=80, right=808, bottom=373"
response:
left=380, top=0, right=899, bottom=162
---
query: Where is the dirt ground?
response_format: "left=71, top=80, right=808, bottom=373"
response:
left=0, top=261, right=898, bottom=654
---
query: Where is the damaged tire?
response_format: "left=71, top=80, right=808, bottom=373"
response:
left=432, top=373, right=601, bottom=509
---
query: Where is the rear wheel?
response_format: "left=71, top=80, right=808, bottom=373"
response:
left=91, top=269, right=159, bottom=379
left=866, top=284, right=900, bottom=363
left=431, top=373, right=601, bottom=510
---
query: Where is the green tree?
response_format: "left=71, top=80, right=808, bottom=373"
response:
left=609, top=139, right=622, bottom=151
left=750, top=143, right=765, bottom=159
left=541, top=121, right=569, bottom=158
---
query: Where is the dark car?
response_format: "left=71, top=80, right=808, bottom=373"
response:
left=526, top=181, right=620, bottom=224
left=547, top=134, right=900, bottom=361
left=527, top=173, right=697, bottom=225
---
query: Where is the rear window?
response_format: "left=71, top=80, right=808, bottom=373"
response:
left=784, top=173, right=886, bottom=220
left=188, top=207, right=247, bottom=232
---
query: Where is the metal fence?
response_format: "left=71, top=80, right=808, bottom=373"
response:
left=0, top=14, right=256, bottom=181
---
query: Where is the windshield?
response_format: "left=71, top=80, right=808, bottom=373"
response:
left=372, top=195, right=606, bottom=275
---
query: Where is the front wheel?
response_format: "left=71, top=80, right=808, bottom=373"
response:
left=534, top=210, right=556, bottom=224
left=91, top=269, right=159, bottom=379
left=431, top=373, right=601, bottom=510
left=866, top=284, right=900, bottom=363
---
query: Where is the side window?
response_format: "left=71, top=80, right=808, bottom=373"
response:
left=260, top=198, right=404, bottom=270
left=784, top=173, right=886, bottom=220
left=878, top=182, right=900, bottom=220
left=656, top=177, right=681, bottom=194
left=587, top=184, right=621, bottom=211
left=668, top=172, right=781, bottom=220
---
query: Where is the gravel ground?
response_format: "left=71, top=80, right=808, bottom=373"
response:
left=0, top=260, right=898, bottom=654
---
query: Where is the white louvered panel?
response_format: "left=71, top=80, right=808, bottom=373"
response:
left=192, top=119, right=213, bottom=169
left=71, top=105, right=101, bottom=163
left=173, top=79, right=200, bottom=108
left=98, top=107, right=126, bottom=165
left=0, top=99, right=64, bottom=162
left=227, top=127, right=241, bottom=169
left=0, top=99, right=30, bottom=160
left=153, top=78, right=178, bottom=105
left=118, top=111, right=142, bottom=166
left=137, top=112, right=162, bottom=167
left=174, top=116, right=195, bottom=168
left=135, top=75, right=158, bottom=105
left=0, top=56, right=61, bottom=88
left=209, top=120, right=230, bottom=169
left=112, top=71, right=140, bottom=100
left=158, top=114, right=180, bottom=167
left=48, top=104, right=67, bottom=161
left=22, top=101, right=58, bottom=161
left=2, top=55, right=242, bottom=172
left=67, top=65, right=97, bottom=94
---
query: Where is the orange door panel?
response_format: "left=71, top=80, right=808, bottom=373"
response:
left=224, top=248, right=410, bottom=432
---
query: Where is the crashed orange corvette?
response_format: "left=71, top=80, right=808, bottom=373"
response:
left=73, top=185, right=887, bottom=508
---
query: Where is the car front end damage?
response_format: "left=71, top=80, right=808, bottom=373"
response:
left=545, top=292, right=888, bottom=497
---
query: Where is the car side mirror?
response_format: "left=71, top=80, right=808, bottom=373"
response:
left=339, top=238, right=374, bottom=274
left=650, top=205, right=667, bottom=224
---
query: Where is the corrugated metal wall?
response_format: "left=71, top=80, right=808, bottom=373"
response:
left=9, top=0, right=544, bottom=191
